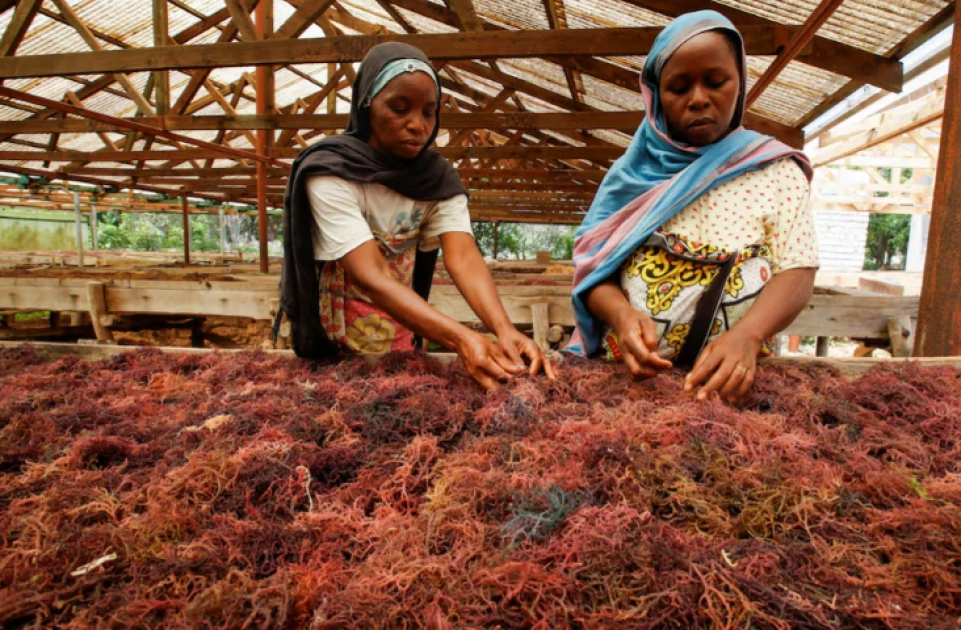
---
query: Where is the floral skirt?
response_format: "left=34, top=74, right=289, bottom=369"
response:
left=318, top=252, right=416, bottom=354
left=602, top=232, right=773, bottom=366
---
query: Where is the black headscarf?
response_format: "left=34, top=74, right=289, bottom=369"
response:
left=276, top=42, right=467, bottom=358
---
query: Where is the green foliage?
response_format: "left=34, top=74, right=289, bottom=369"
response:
left=91, top=211, right=279, bottom=254
left=865, top=214, right=910, bottom=271
left=470, top=222, right=578, bottom=260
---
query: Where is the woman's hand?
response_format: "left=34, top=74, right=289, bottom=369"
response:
left=684, top=327, right=762, bottom=403
left=611, top=306, right=673, bottom=380
left=495, top=327, right=557, bottom=379
left=454, top=330, right=524, bottom=391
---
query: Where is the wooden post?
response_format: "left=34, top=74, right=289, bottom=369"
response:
left=73, top=191, right=84, bottom=268
left=181, top=194, right=191, bottom=265
left=152, top=0, right=170, bottom=115
left=255, top=0, right=273, bottom=274
left=888, top=316, right=915, bottom=358
left=85, top=281, right=114, bottom=343
left=90, top=202, right=98, bottom=251
left=219, top=206, right=226, bottom=254
left=916, top=1, right=961, bottom=357
left=788, top=335, right=800, bottom=353
left=815, top=336, right=830, bottom=357
left=531, top=301, right=550, bottom=353
left=492, top=221, right=500, bottom=259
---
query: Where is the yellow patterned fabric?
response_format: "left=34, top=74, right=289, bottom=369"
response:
left=602, top=232, right=773, bottom=363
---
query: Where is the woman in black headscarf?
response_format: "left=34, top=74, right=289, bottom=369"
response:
left=278, top=42, right=553, bottom=389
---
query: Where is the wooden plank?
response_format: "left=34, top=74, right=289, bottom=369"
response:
left=0, top=278, right=920, bottom=340
left=428, top=285, right=575, bottom=326
left=531, top=301, right=550, bottom=352
left=0, top=26, right=851, bottom=79
left=888, top=316, right=914, bottom=358
left=787, top=294, right=918, bottom=338
left=1, top=341, right=959, bottom=379
left=85, top=281, right=114, bottom=342
left=916, top=2, right=961, bottom=357
left=858, top=277, right=905, bottom=296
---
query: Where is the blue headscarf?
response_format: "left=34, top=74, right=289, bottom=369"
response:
left=567, top=10, right=811, bottom=356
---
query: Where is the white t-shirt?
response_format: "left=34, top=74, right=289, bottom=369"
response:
left=306, top=175, right=473, bottom=261
left=306, top=175, right=472, bottom=354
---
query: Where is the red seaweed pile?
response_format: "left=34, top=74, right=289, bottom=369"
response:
left=2, top=346, right=961, bottom=629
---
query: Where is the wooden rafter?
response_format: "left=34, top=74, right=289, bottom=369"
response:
left=153, top=0, right=171, bottom=116
left=275, top=0, right=337, bottom=39
left=541, top=0, right=584, bottom=103
left=0, top=145, right=622, bottom=162
left=616, top=0, right=901, bottom=93
left=813, top=86, right=945, bottom=166
left=0, top=26, right=889, bottom=80
left=225, top=0, right=261, bottom=41
left=0, top=0, right=41, bottom=57
left=49, top=0, right=156, bottom=117
left=745, top=0, right=845, bottom=109
left=0, top=85, right=284, bottom=167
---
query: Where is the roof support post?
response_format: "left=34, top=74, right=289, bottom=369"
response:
left=915, top=0, right=961, bottom=357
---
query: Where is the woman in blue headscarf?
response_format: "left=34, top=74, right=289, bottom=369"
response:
left=568, top=11, right=818, bottom=402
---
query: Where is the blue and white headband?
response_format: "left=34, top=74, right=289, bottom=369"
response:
left=365, top=58, right=439, bottom=106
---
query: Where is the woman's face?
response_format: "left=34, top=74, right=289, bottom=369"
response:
left=657, top=31, right=740, bottom=147
left=367, top=71, right=438, bottom=159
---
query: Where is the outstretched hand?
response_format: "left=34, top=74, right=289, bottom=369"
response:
left=612, top=307, right=673, bottom=380
left=684, top=328, right=761, bottom=403
left=454, top=330, right=522, bottom=391
left=496, top=327, right=556, bottom=380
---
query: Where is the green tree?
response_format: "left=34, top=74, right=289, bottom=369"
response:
left=865, top=214, right=911, bottom=270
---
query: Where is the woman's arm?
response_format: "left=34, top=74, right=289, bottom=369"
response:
left=584, top=280, right=673, bottom=379
left=440, top=232, right=554, bottom=378
left=684, top=267, right=815, bottom=401
left=339, top=241, right=521, bottom=390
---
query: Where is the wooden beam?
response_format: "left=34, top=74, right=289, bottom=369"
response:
left=153, top=0, right=171, bottom=115
left=0, top=26, right=869, bottom=79
left=541, top=0, right=583, bottom=102
left=225, top=0, right=260, bottom=41
left=0, top=3, right=242, bottom=146
left=0, top=145, right=621, bottom=162
left=813, top=91, right=945, bottom=167
left=181, top=195, right=191, bottom=265
left=256, top=0, right=272, bottom=274
left=615, top=0, right=901, bottom=93
left=0, top=0, right=41, bottom=57
left=446, top=0, right=484, bottom=32
left=745, top=0, right=844, bottom=108
left=50, top=0, right=156, bottom=116
left=799, top=4, right=954, bottom=135
left=915, top=2, right=961, bottom=357
left=274, top=0, right=336, bottom=39
left=0, top=85, right=284, bottom=167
